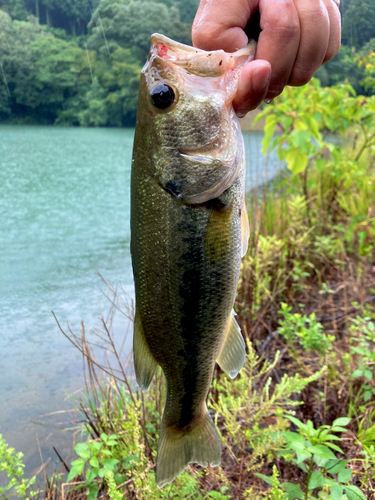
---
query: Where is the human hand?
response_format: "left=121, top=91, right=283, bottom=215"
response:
left=192, top=0, right=341, bottom=116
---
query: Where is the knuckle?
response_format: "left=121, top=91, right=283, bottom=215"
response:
left=290, top=67, right=314, bottom=86
left=192, top=22, right=219, bottom=50
left=300, top=0, right=327, bottom=20
left=266, top=86, right=284, bottom=99
left=268, top=20, right=300, bottom=44
left=263, top=3, right=300, bottom=42
left=324, top=38, right=341, bottom=63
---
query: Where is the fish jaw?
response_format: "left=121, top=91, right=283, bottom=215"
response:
left=137, top=34, right=255, bottom=204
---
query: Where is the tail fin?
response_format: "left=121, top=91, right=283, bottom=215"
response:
left=155, top=410, right=221, bottom=488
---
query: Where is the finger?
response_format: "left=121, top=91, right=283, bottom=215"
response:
left=256, top=0, right=301, bottom=99
left=234, top=60, right=272, bottom=116
left=288, top=0, right=330, bottom=87
left=322, top=0, right=341, bottom=63
left=192, top=0, right=256, bottom=52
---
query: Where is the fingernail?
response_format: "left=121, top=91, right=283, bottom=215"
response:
left=252, top=63, right=271, bottom=93
left=264, top=98, right=273, bottom=105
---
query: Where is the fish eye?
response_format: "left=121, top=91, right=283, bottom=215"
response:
left=150, top=83, right=177, bottom=110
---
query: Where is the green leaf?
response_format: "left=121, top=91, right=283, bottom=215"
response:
left=84, top=468, right=98, bottom=485
left=325, top=459, right=348, bottom=474
left=88, top=482, right=99, bottom=500
left=74, top=443, right=91, bottom=460
left=286, top=416, right=307, bottom=430
left=331, top=483, right=344, bottom=500
left=254, top=472, right=274, bottom=486
left=290, top=130, right=311, bottom=153
left=262, top=114, right=278, bottom=154
left=364, top=370, right=372, bottom=380
left=338, top=468, right=352, bottom=483
left=114, top=473, right=125, bottom=485
left=332, top=418, right=351, bottom=427
left=308, top=445, right=336, bottom=459
left=122, top=454, right=140, bottom=470
left=345, top=485, right=367, bottom=500
left=98, top=468, right=106, bottom=478
left=295, top=448, right=312, bottom=464
left=331, top=427, right=349, bottom=433
left=308, top=471, right=324, bottom=489
left=282, top=483, right=304, bottom=499
left=315, top=158, right=327, bottom=173
left=284, top=432, right=306, bottom=445
left=89, top=457, right=99, bottom=468
left=325, top=442, right=344, bottom=454
left=352, top=369, right=364, bottom=378
left=67, top=461, right=84, bottom=482
left=286, top=149, right=308, bottom=175
left=90, top=442, right=102, bottom=452
left=321, top=434, right=342, bottom=442
left=102, top=458, right=119, bottom=472
left=364, top=390, right=372, bottom=402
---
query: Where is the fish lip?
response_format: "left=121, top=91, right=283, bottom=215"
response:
left=149, top=33, right=256, bottom=78
left=150, top=33, right=210, bottom=57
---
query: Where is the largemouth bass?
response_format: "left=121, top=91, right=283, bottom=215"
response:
left=131, top=33, right=255, bottom=487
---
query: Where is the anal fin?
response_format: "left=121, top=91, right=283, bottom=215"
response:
left=217, top=310, right=246, bottom=379
left=241, top=199, right=250, bottom=257
left=133, top=311, right=158, bottom=392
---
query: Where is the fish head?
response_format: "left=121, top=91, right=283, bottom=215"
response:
left=136, top=33, right=255, bottom=204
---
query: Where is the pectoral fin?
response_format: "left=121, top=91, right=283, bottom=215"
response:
left=241, top=199, right=250, bottom=257
left=217, top=311, right=246, bottom=378
left=133, top=311, right=158, bottom=392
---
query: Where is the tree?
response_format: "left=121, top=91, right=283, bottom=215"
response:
left=0, top=0, right=28, bottom=20
left=87, top=0, right=191, bottom=63
left=315, top=45, right=368, bottom=95
left=342, top=0, right=375, bottom=49
left=0, top=11, right=48, bottom=115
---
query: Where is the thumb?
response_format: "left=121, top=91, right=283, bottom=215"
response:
left=234, top=60, right=272, bottom=116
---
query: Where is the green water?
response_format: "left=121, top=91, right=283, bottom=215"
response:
left=0, top=125, right=281, bottom=481
left=0, top=126, right=135, bottom=480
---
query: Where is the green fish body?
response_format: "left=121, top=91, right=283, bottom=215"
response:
left=131, top=34, right=254, bottom=487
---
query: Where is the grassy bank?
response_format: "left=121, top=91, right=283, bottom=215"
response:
left=1, top=79, right=375, bottom=500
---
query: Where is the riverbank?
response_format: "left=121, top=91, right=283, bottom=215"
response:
left=1, top=80, right=374, bottom=499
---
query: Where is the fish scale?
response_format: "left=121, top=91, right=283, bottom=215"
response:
left=131, top=33, right=255, bottom=487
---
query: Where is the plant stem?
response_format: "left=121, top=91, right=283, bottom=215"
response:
left=305, top=455, right=314, bottom=500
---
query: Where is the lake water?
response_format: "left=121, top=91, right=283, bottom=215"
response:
left=0, top=125, right=281, bottom=483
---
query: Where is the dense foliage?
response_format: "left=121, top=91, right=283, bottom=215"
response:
left=1, top=0, right=375, bottom=126
left=0, top=0, right=197, bottom=125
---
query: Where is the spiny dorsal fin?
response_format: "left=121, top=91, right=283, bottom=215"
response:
left=133, top=311, right=158, bottom=392
left=217, top=310, right=246, bottom=378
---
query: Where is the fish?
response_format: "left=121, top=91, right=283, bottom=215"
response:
left=130, top=33, right=255, bottom=488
